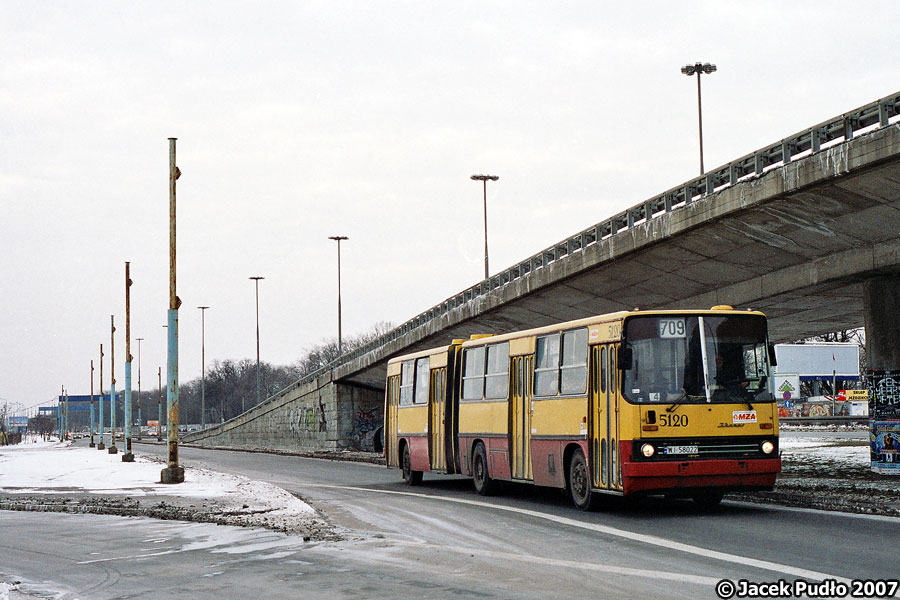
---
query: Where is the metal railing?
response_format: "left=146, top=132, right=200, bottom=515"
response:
left=248, top=91, right=900, bottom=414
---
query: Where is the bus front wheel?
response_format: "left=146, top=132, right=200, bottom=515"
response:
left=568, top=450, right=597, bottom=511
left=472, top=443, right=494, bottom=496
left=401, top=444, right=422, bottom=485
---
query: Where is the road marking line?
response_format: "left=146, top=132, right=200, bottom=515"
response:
left=319, top=484, right=851, bottom=584
left=404, top=540, right=719, bottom=585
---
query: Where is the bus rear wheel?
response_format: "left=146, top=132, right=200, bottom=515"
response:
left=568, top=450, right=597, bottom=511
left=472, top=443, right=494, bottom=496
left=401, top=444, right=422, bottom=485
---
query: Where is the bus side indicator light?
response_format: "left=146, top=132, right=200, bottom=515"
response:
left=760, top=423, right=774, bottom=429
left=642, top=425, right=659, bottom=431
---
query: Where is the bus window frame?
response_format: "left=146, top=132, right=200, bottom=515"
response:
left=533, top=327, right=589, bottom=399
left=399, top=359, right=415, bottom=406
left=460, top=342, right=511, bottom=403
left=413, top=356, right=430, bottom=405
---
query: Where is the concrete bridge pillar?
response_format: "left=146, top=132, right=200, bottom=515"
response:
left=863, top=274, right=900, bottom=475
left=863, top=274, right=900, bottom=371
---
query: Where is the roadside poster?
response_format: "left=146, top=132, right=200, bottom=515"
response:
left=868, top=370, right=900, bottom=474
left=867, top=370, right=900, bottom=419
left=871, top=421, right=900, bottom=473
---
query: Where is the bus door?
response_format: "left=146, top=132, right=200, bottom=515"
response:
left=609, top=344, right=622, bottom=491
left=429, top=368, right=446, bottom=471
left=385, top=377, right=399, bottom=467
left=590, top=345, right=605, bottom=487
left=591, top=344, right=622, bottom=491
left=510, top=355, right=533, bottom=480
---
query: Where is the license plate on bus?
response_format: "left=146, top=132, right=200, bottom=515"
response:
left=664, top=445, right=699, bottom=455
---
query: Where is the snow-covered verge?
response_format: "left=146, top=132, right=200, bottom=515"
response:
left=731, top=425, right=900, bottom=516
left=0, top=439, right=335, bottom=540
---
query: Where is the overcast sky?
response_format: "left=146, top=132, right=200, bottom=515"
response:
left=2, top=1, right=898, bottom=412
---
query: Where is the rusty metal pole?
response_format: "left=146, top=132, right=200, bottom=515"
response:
left=98, top=344, right=105, bottom=450
left=89, top=360, right=96, bottom=447
left=123, top=262, right=135, bottom=462
left=161, top=137, right=184, bottom=484
left=109, top=315, right=118, bottom=454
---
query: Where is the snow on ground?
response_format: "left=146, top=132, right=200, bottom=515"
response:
left=778, top=432, right=869, bottom=467
left=0, top=438, right=331, bottom=539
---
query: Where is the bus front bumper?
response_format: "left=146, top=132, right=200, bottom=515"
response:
left=621, top=457, right=781, bottom=494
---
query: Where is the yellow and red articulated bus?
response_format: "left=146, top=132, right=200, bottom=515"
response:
left=384, top=306, right=780, bottom=510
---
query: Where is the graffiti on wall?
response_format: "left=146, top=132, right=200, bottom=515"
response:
left=347, top=407, right=381, bottom=450
left=289, top=397, right=328, bottom=435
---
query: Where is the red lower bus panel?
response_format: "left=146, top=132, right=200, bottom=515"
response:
left=487, top=437, right=511, bottom=480
left=530, top=439, right=568, bottom=488
left=620, top=441, right=780, bottom=494
left=406, top=436, right=431, bottom=473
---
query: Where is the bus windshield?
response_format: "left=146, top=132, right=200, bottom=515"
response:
left=622, top=314, right=773, bottom=405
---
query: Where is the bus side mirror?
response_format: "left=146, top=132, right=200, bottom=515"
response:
left=769, top=344, right=777, bottom=367
left=618, top=347, right=633, bottom=370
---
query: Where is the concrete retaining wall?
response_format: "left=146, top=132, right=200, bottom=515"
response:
left=182, top=373, right=383, bottom=453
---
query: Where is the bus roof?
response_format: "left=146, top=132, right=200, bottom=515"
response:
left=459, top=307, right=767, bottom=349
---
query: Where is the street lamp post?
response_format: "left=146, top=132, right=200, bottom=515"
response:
left=136, top=337, right=143, bottom=440
left=470, top=174, right=499, bottom=280
left=109, top=315, right=118, bottom=455
left=328, top=236, right=349, bottom=354
left=161, top=136, right=184, bottom=484
left=157, top=366, right=162, bottom=442
left=123, top=261, right=134, bottom=462
left=98, top=344, right=105, bottom=450
left=89, top=360, right=95, bottom=447
left=198, top=306, right=209, bottom=428
left=249, top=276, right=264, bottom=407
left=680, top=62, right=716, bottom=175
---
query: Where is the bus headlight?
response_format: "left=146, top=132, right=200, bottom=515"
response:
left=641, top=443, right=655, bottom=458
left=760, top=440, right=775, bottom=455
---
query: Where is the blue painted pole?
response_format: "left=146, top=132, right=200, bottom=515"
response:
left=89, top=359, right=96, bottom=448
left=98, top=344, right=105, bottom=450
left=109, top=315, right=118, bottom=454
left=161, top=137, right=184, bottom=484
left=123, top=262, right=134, bottom=462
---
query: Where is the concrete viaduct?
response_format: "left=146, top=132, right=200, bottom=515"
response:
left=184, top=91, right=900, bottom=453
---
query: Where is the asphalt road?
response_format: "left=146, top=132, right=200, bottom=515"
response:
left=2, top=437, right=898, bottom=599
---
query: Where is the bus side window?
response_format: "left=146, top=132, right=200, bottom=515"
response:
left=534, top=334, right=560, bottom=396
left=400, top=360, right=414, bottom=406
left=414, top=357, right=429, bottom=404
left=462, top=347, right=485, bottom=400
left=600, top=346, right=607, bottom=394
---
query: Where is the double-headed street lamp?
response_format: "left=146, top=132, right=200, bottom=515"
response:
left=328, top=236, right=349, bottom=355
left=681, top=62, right=716, bottom=175
left=470, top=174, right=499, bottom=280
left=249, top=276, right=264, bottom=407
